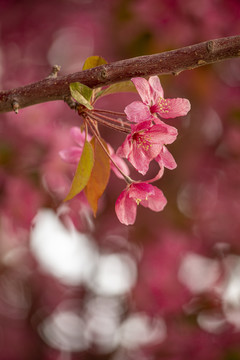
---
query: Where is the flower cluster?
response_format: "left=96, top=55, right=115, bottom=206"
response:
left=61, top=75, right=190, bottom=225
left=115, top=76, right=190, bottom=224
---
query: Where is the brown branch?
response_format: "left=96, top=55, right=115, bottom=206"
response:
left=0, top=35, right=240, bottom=114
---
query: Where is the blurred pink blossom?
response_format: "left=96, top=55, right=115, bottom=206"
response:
left=59, top=126, right=130, bottom=179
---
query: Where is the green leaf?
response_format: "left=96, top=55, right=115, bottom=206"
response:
left=92, top=87, right=105, bottom=103
left=98, top=80, right=137, bottom=99
left=70, top=82, right=93, bottom=110
left=64, top=140, right=94, bottom=202
left=85, top=137, right=110, bottom=216
left=82, top=56, right=107, bottom=70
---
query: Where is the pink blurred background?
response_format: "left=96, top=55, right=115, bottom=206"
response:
left=0, top=0, right=240, bottom=359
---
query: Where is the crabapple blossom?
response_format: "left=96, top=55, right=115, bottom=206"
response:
left=125, top=76, right=191, bottom=123
left=60, top=76, right=191, bottom=225
left=115, top=182, right=167, bottom=225
left=155, top=146, right=177, bottom=170
left=117, top=120, right=178, bottom=175
left=59, top=127, right=88, bottom=164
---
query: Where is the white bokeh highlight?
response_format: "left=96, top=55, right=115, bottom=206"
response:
left=39, top=308, right=88, bottom=352
left=89, top=253, right=137, bottom=296
left=178, top=252, right=220, bottom=293
left=30, top=209, right=98, bottom=286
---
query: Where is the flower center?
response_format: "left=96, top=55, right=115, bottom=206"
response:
left=135, top=198, right=141, bottom=205
left=132, top=132, right=151, bottom=151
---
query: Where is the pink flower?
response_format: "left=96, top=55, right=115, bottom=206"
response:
left=155, top=146, right=177, bottom=170
left=115, top=182, right=167, bottom=225
left=125, top=76, right=191, bottom=123
left=59, top=127, right=88, bottom=164
left=107, top=143, right=130, bottom=178
left=117, top=120, right=177, bottom=175
left=59, top=127, right=130, bottom=178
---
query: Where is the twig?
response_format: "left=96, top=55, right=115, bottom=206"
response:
left=0, top=35, right=239, bottom=114
left=47, top=65, right=61, bottom=79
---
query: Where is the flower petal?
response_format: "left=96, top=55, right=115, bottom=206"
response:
left=116, top=135, right=132, bottom=158
left=130, top=122, right=164, bottom=175
left=111, top=153, right=130, bottom=178
left=149, top=76, right=164, bottom=102
left=129, top=182, right=155, bottom=201
left=129, top=142, right=155, bottom=175
left=115, top=188, right=137, bottom=225
left=131, top=77, right=152, bottom=105
left=103, top=142, right=130, bottom=179
left=146, top=123, right=178, bottom=145
left=125, top=101, right=151, bottom=123
left=157, top=98, right=191, bottom=119
left=59, top=146, right=82, bottom=164
left=131, top=120, right=153, bottom=132
left=156, top=146, right=177, bottom=170
left=141, top=186, right=167, bottom=212
left=129, top=183, right=167, bottom=212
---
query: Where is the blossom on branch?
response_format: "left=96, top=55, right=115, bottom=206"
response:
left=115, top=182, right=167, bottom=225
left=117, top=120, right=178, bottom=175
left=60, top=69, right=191, bottom=225
left=125, top=76, right=191, bottom=123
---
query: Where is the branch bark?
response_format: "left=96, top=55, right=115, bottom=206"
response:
left=0, top=35, right=240, bottom=113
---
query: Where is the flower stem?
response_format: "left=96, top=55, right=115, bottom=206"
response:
left=85, top=115, right=133, bottom=184
left=88, top=112, right=131, bottom=133
left=90, top=109, right=131, bottom=126
left=93, top=109, right=127, bottom=117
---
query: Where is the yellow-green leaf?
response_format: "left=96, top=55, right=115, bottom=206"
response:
left=70, top=82, right=93, bottom=110
left=85, top=137, right=110, bottom=216
left=82, top=56, right=107, bottom=70
left=64, top=140, right=94, bottom=202
left=98, top=80, right=137, bottom=99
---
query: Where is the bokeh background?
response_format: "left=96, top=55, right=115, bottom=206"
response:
left=0, top=0, right=240, bottom=359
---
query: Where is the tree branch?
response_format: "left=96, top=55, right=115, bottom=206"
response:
left=0, top=35, right=240, bottom=113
